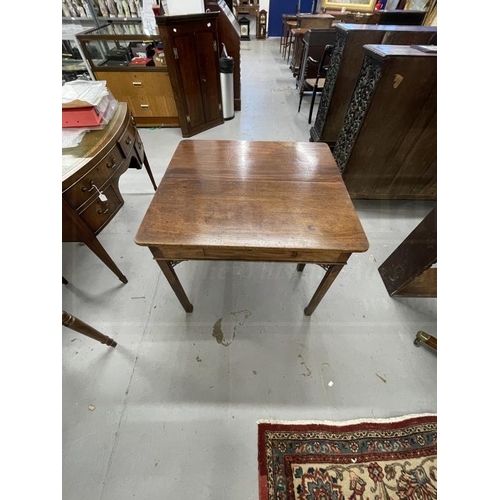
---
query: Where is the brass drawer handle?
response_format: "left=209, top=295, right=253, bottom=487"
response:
left=125, top=136, right=132, bottom=145
left=98, top=204, right=109, bottom=215
left=81, top=180, right=96, bottom=192
left=132, top=82, right=143, bottom=87
left=106, top=156, right=116, bottom=168
left=140, top=104, right=149, bottom=109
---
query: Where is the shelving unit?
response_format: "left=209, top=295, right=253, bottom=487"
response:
left=76, top=22, right=179, bottom=128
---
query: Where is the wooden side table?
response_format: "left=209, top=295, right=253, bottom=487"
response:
left=62, top=102, right=157, bottom=284
left=135, top=140, right=369, bottom=316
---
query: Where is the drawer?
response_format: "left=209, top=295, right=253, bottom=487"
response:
left=79, top=183, right=123, bottom=235
left=117, top=117, right=136, bottom=158
left=64, top=145, right=123, bottom=211
left=128, top=95, right=175, bottom=117
left=134, top=132, right=145, bottom=163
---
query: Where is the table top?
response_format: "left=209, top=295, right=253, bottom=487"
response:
left=62, top=102, right=125, bottom=182
left=135, top=140, right=368, bottom=260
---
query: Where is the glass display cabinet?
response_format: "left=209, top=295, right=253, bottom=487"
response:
left=76, top=22, right=179, bottom=128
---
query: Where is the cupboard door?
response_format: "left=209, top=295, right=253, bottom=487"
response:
left=157, top=12, right=224, bottom=138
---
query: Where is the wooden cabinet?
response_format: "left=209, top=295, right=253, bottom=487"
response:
left=156, top=12, right=224, bottom=138
left=76, top=23, right=179, bottom=128
left=96, top=71, right=178, bottom=124
left=310, top=24, right=437, bottom=146
left=332, top=45, right=437, bottom=200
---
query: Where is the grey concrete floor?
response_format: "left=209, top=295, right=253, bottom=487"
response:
left=62, top=38, right=437, bottom=500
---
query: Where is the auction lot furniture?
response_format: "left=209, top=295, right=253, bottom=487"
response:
left=310, top=24, right=437, bottom=146
left=62, top=103, right=156, bottom=284
left=378, top=206, right=437, bottom=298
left=156, top=12, right=225, bottom=138
left=333, top=44, right=437, bottom=200
left=135, top=140, right=369, bottom=315
left=77, top=23, right=180, bottom=128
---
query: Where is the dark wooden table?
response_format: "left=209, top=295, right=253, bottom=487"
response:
left=135, top=140, right=368, bottom=315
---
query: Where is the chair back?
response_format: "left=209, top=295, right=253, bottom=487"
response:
left=317, top=44, right=334, bottom=80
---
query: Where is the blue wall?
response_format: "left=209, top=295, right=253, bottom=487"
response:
left=268, top=0, right=315, bottom=37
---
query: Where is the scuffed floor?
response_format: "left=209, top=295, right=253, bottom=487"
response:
left=62, top=38, right=437, bottom=500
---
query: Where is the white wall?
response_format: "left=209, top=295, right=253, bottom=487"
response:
left=162, top=0, right=205, bottom=16
left=163, top=0, right=271, bottom=35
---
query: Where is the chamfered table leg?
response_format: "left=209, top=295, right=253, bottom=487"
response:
left=62, top=311, right=117, bottom=347
left=150, top=248, right=193, bottom=312
left=297, top=263, right=306, bottom=272
left=304, top=264, right=344, bottom=316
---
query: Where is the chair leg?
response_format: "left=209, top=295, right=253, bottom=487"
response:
left=308, top=86, right=318, bottom=125
left=298, top=90, right=304, bottom=113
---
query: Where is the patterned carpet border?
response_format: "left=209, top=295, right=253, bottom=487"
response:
left=258, top=413, right=437, bottom=500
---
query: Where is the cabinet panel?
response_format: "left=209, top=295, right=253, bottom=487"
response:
left=95, top=71, right=179, bottom=124
left=157, top=12, right=224, bottom=138
left=196, top=31, right=222, bottom=124
left=175, top=34, right=206, bottom=129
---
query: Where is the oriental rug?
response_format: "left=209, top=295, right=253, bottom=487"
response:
left=258, top=414, right=437, bottom=500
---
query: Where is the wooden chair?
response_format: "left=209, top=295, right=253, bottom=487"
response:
left=297, top=44, right=333, bottom=124
left=283, top=20, right=298, bottom=60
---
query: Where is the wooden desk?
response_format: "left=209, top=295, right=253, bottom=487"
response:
left=135, top=140, right=368, bottom=315
left=62, top=103, right=157, bottom=284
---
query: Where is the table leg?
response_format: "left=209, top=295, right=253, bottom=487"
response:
left=85, top=234, right=128, bottom=284
left=142, top=150, right=157, bottom=191
left=297, top=263, right=306, bottom=272
left=304, top=264, right=344, bottom=316
left=62, top=311, right=117, bottom=347
left=150, top=248, right=193, bottom=312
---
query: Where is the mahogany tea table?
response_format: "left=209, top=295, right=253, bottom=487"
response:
left=135, top=140, right=368, bottom=315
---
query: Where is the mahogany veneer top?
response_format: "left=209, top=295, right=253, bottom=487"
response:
left=135, top=140, right=368, bottom=258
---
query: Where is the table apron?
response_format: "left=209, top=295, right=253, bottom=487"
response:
left=150, top=246, right=351, bottom=264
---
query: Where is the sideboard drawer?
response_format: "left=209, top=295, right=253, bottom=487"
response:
left=64, top=145, right=123, bottom=211
left=79, top=183, right=123, bottom=234
left=134, top=133, right=145, bottom=163
left=117, top=117, right=136, bottom=158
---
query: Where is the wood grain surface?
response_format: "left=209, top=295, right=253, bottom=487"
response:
left=135, top=140, right=369, bottom=261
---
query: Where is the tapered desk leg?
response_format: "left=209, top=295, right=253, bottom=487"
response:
left=142, top=150, right=157, bottom=191
left=85, top=235, right=128, bottom=284
left=63, top=198, right=128, bottom=284
left=297, top=263, right=306, bottom=272
left=150, top=248, right=193, bottom=312
left=62, top=311, right=117, bottom=347
left=304, top=264, right=344, bottom=316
